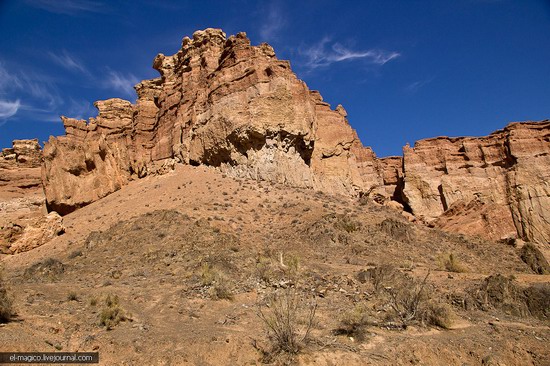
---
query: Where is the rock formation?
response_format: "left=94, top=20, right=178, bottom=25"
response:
left=0, top=139, right=43, bottom=198
left=1, top=139, right=42, bottom=169
left=39, top=28, right=549, bottom=244
left=7, top=212, right=65, bottom=254
left=403, top=121, right=550, bottom=243
left=0, top=139, right=49, bottom=254
left=42, top=29, right=387, bottom=215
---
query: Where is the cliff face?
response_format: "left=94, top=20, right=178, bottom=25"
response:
left=42, top=29, right=387, bottom=215
left=403, top=121, right=550, bottom=243
left=40, top=28, right=550, bottom=244
left=0, top=139, right=43, bottom=195
left=1, top=139, right=42, bottom=169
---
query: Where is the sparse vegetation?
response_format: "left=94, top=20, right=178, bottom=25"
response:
left=23, top=258, right=65, bottom=282
left=281, top=252, right=300, bottom=280
left=424, top=302, right=454, bottom=329
left=256, top=289, right=317, bottom=360
left=442, top=253, right=467, bottom=273
left=333, top=304, right=370, bottom=340
left=256, top=255, right=273, bottom=283
left=67, top=292, right=78, bottom=301
left=470, top=274, right=550, bottom=319
left=200, top=262, right=233, bottom=300
left=89, top=296, right=98, bottom=306
left=368, top=265, right=454, bottom=328
left=369, top=264, right=396, bottom=293
left=98, top=294, right=129, bottom=330
left=470, top=274, right=528, bottom=316
left=336, top=215, right=360, bottom=233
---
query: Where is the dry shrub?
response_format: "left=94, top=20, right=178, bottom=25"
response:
left=0, top=268, right=14, bottom=323
left=256, top=255, right=273, bottom=283
left=98, top=294, right=129, bottom=330
left=369, top=265, right=453, bottom=328
left=333, top=304, right=369, bottom=340
left=368, top=264, right=400, bottom=294
left=442, top=253, right=467, bottom=273
left=519, top=243, right=550, bottom=275
left=424, top=302, right=454, bottom=329
left=256, top=289, right=317, bottom=360
left=200, top=263, right=233, bottom=300
left=378, top=218, right=413, bottom=243
left=336, top=216, right=361, bottom=233
left=470, top=274, right=529, bottom=317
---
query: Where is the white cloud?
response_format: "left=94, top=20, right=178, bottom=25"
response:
left=405, top=78, right=435, bottom=93
left=0, top=63, right=23, bottom=92
left=104, top=69, right=138, bottom=97
left=259, top=2, right=286, bottom=41
left=1, top=61, right=62, bottom=107
left=26, top=0, right=106, bottom=15
left=66, top=98, right=95, bottom=119
left=49, top=50, right=88, bottom=74
left=0, top=99, right=21, bottom=119
left=300, top=38, right=400, bottom=70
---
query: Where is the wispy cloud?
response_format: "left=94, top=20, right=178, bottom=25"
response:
left=0, top=99, right=21, bottom=119
left=259, top=2, right=286, bottom=41
left=66, top=98, right=95, bottom=119
left=0, top=63, right=23, bottom=92
left=26, top=0, right=106, bottom=15
left=0, top=61, right=63, bottom=125
left=103, top=69, right=138, bottom=97
left=0, top=62, right=61, bottom=107
left=19, top=72, right=63, bottom=109
left=49, top=50, right=88, bottom=74
left=300, top=38, right=400, bottom=70
left=405, top=77, right=435, bottom=93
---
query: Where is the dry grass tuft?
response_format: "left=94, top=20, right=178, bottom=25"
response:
left=98, top=294, right=129, bottom=330
left=255, top=288, right=317, bottom=361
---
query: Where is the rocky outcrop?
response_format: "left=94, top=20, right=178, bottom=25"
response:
left=42, top=29, right=386, bottom=214
left=1, top=139, right=42, bottom=168
left=403, top=121, right=550, bottom=243
left=0, top=139, right=43, bottom=197
left=1, top=139, right=49, bottom=254
left=39, top=28, right=550, bottom=244
left=5, top=212, right=65, bottom=254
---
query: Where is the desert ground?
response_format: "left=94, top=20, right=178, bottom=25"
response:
left=1, top=164, right=548, bottom=365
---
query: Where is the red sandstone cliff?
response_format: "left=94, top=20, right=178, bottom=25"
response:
left=42, top=29, right=388, bottom=215
left=36, top=29, right=549, bottom=244
left=403, top=121, right=550, bottom=243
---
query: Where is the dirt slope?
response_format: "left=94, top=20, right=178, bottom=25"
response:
left=1, top=165, right=548, bottom=365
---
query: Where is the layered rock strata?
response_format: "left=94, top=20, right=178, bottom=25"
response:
left=0, top=139, right=49, bottom=254
left=403, top=121, right=550, bottom=243
left=0, top=139, right=43, bottom=196
left=1, top=139, right=42, bottom=168
left=39, top=28, right=549, bottom=244
left=42, top=29, right=388, bottom=215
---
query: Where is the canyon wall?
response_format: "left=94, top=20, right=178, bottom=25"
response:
left=39, top=29, right=549, bottom=243
left=403, top=121, right=550, bottom=243
left=42, top=29, right=388, bottom=215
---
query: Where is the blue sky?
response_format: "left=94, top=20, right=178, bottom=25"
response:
left=1, top=0, right=549, bottom=157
